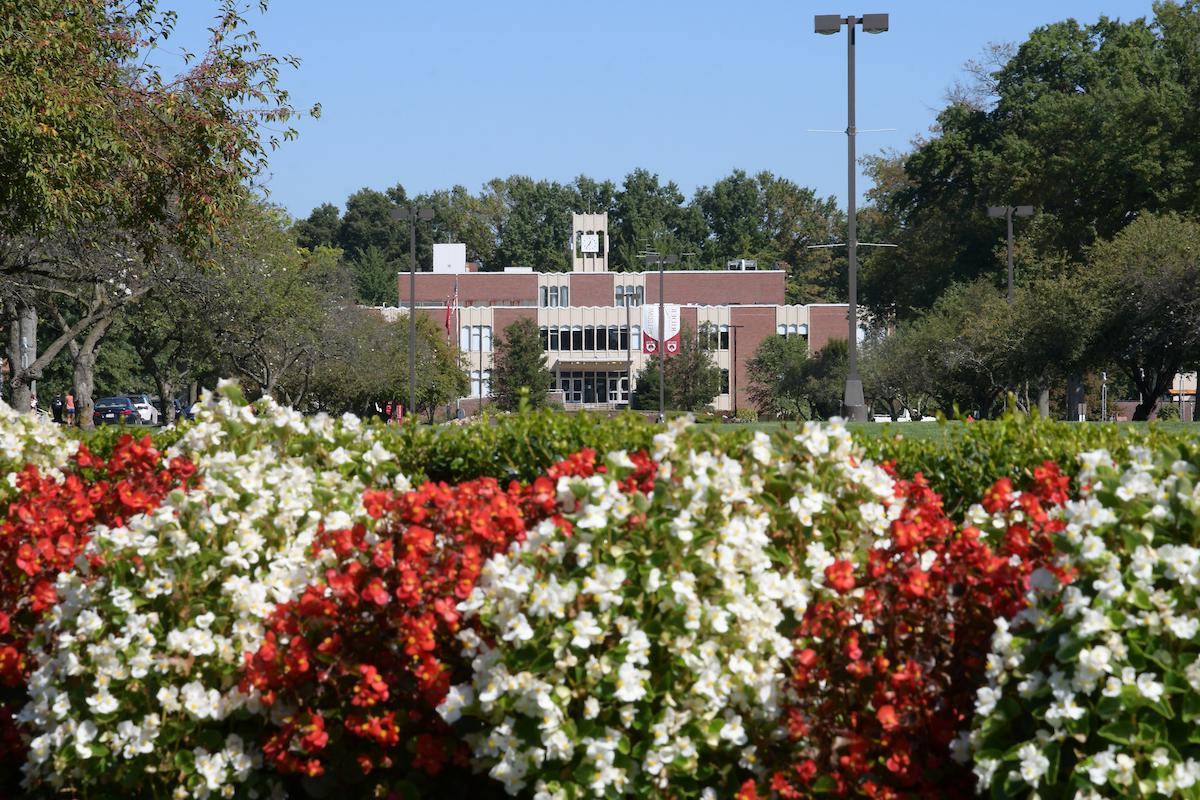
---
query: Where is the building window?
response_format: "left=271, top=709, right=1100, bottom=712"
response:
left=620, top=325, right=629, bottom=351
left=594, top=326, right=606, bottom=351
left=548, top=286, right=559, bottom=307
left=539, top=326, right=549, bottom=350
left=777, top=324, right=787, bottom=336
left=719, top=324, right=729, bottom=350
left=572, top=325, right=583, bottom=351
left=721, top=368, right=730, bottom=395
left=615, top=286, right=625, bottom=307
left=584, top=326, right=595, bottom=351
left=634, top=286, right=643, bottom=306
left=608, top=325, right=620, bottom=351
left=560, top=287, right=569, bottom=306
left=548, top=327, right=559, bottom=350
left=631, top=325, right=641, bottom=351
left=462, top=325, right=492, bottom=352
left=540, top=286, right=549, bottom=307
left=470, top=370, right=492, bottom=398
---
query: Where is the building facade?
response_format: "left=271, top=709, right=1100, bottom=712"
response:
left=397, top=213, right=851, bottom=412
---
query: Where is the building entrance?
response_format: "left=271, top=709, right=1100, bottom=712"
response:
left=557, top=369, right=629, bottom=406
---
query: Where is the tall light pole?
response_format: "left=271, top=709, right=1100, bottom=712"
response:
left=815, top=12, right=888, bottom=422
left=987, top=205, right=1034, bottom=304
left=391, top=205, right=435, bottom=420
left=642, top=252, right=678, bottom=422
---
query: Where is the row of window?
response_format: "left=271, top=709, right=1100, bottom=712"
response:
left=464, top=322, right=805, bottom=355
left=539, top=325, right=641, bottom=352
left=460, top=325, right=493, bottom=353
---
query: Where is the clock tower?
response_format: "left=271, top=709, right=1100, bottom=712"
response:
left=570, top=212, right=609, bottom=273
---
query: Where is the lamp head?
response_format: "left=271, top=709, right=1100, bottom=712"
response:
left=814, top=14, right=843, bottom=34
left=1014, top=205, right=1034, bottom=217
left=861, top=13, right=889, bottom=33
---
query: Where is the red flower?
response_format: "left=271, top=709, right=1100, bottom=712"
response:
left=825, top=559, right=856, bottom=594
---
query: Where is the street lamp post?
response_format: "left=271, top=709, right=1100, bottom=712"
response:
left=987, top=205, right=1034, bottom=304
left=642, top=252, right=679, bottom=422
left=815, top=12, right=888, bottom=422
left=391, top=205, right=435, bottom=420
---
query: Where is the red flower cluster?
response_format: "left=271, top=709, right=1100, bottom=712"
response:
left=761, top=464, right=1068, bottom=799
left=0, top=436, right=195, bottom=770
left=242, top=449, right=622, bottom=793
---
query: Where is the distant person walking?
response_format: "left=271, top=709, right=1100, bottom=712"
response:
left=51, top=394, right=64, bottom=424
left=65, top=392, right=76, bottom=426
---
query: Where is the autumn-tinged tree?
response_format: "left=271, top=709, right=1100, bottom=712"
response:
left=1, top=0, right=315, bottom=412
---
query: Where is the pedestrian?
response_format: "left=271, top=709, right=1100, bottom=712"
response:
left=51, top=394, right=64, bottom=424
left=65, top=391, right=76, bottom=426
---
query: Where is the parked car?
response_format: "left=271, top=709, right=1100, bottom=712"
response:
left=127, top=393, right=160, bottom=425
left=151, top=396, right=189, bottom=423
left=93, top=396, right=139, bottom=426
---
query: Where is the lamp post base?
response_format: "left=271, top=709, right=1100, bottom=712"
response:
left=842, top=379, right=869, bottom=422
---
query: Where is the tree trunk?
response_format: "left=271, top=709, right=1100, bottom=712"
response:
left=1038, top=386, right=1050, bottom=418
left=73, top=349, right=97, bottom=430
left=7, top=303, right=38, bottom=414
left=1131, top=369, right=1176, bottom=421
left=157, top=376, right=175, bottom=426
left=70, top=317, right=114, bottom=431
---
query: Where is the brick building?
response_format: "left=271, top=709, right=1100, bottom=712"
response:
left=396, top=212, right=850, bottom=412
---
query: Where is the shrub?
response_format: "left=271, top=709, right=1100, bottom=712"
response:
left=755, top=463, right=1069, bottom=799
left=0, top=435, right=196, bottom=790
left=242, top=452, right=596, bottom=797
left=971, top=445, right=1200, bottom=798
left=445, top=423, right=910, bottom=798
left=17, top=384, right=412, bottom=798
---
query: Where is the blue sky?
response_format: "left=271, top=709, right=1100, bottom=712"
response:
left=169, top=1, right=1158, bottom=219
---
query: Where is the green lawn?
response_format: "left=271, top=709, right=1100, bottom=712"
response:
left=707, top=420, right=1196, bottom=439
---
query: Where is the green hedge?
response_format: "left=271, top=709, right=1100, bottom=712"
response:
left=83, top=412, right=1197, bottom=516
left=860, top=416, right=1199, bottom=515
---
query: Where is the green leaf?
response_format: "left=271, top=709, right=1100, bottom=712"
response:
left=1098, top=720, right=1136, bottom=744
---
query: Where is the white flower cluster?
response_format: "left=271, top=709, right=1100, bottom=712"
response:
left=971, top=447, right=1200, bottom=797
left=443, top=420, right=902, bottom=798
left=0, top=399, right=77, bottom=507
left=19, top=383, right=410, bottom=798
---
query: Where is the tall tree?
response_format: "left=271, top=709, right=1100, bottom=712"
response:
left=1084, top=212, right=1200, bottom=420
left=864, top=5, right=1200, bottom=319
left=1, top=0, right=313, bottom=412
left=746, top=335, right=809, bottom=418
left=492, top=176, right=576, bottom=272
left=294, top=203, right=342, bottom=251
left=491, top=318, right=553, bottom=411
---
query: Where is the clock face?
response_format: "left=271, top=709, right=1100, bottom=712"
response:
left=579, top=234, right=599, bottom=253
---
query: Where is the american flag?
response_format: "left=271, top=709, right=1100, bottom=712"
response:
left=444, top=280, right=458, bottom=339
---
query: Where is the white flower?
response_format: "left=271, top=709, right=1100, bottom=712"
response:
left=1017, top=741, right=1050, bottom=785
left=437, top=685, right=474, bottom=724
left=1136, top=672, right=1164, bottom=703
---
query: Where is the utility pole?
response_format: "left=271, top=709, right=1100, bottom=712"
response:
left=642, top=252, right=679, bottom=422
left=987, top=205, right=1034, bottom=305
left=391, top=205, right=435, bottom=420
